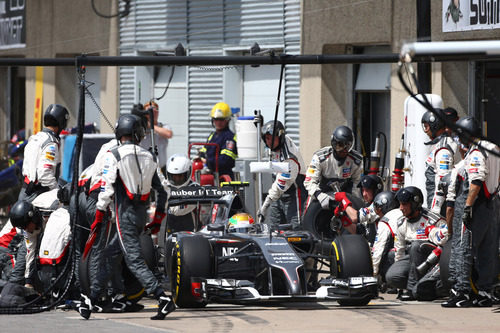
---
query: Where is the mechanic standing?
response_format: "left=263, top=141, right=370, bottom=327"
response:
left=78, top=114, right=175, bottom=320
left=304, top=125, right=362, bottom=211
left=256, top=120, right=306, bottom=228
left=421, top=108, right=458, bottom=212
left=82, top=135, right=127, bottom=311
left=199, top=102, right=238, bottom=179
left=385, top=186, right=448, bottom=301
left=9, top=104, right=69, bottom=287
left=19, top=104, right=69, bottom=202
left=444, top=116, right=500, bottom=307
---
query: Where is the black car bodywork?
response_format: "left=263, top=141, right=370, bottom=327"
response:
left=161, top=185, right=377, bottom=308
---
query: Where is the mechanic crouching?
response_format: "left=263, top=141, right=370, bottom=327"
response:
left=332, top=174, right=384, bottom=236
left=77, top=114, right=175, bottom=320
left=371, top=191, right=401, bottom=290
left=385, top=186, right=448, bottom=301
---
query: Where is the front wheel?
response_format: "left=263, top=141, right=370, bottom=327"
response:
left=171, top=235, right=212, bottom=308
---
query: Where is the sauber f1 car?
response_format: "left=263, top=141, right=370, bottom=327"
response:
left=162, top=185, right=377, bottom=308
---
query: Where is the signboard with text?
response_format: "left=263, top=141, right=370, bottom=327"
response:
left=0, top=0, right=25, bottom=49
left=443, top=0, right=500, bottom=32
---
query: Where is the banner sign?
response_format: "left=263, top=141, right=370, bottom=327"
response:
left=0, top=0, right=25, bottom=49
left=443, top=0, right=500, bottom=32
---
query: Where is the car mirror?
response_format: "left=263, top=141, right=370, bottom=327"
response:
left=207, top=223, right=225, bottom=232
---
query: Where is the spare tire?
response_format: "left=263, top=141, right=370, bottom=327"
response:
left=302, top=192, right=364, bottom=239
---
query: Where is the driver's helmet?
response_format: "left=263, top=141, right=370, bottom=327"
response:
left=167, top=154, right=192, bottom=187
left=227, top=212, right=255, bottom=233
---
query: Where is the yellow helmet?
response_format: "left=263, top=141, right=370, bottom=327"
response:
left=210, top=102, right=231, bottom=120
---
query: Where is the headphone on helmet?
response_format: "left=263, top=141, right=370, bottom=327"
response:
left=115, top=114, right=145, bottom=143
left=421, top=109, right=446, bottom=138
left=373, top=191, right=399, bottom=215
left=396, top=186, right=423, bottom=218
left=9, top=200, right=43, bottom=230
left=357, top=174, right=384, bottom=198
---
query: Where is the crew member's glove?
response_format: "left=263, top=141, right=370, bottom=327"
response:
left=91, top=210, right=106, bottom=232
left=334, top=206, right=352, bottom=227
left=424, top=225, right=435, bottom=237
left=316, top=192, right=334, bottom=210
left=462, top=206, right=473, bottom=230
left=334, top=192, right=352, bottom=210
left=257, top=198, right=271, bottom=222
left=253, top=114, right=264, bottom=127
left=145, top=211, right=166, bottom=234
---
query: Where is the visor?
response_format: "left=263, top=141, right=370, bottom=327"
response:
left=332, top=140, right=353, bottom=152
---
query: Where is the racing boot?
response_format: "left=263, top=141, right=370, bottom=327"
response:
left=77, top=294, right=93, bottom=320
left=441, top=289, right=472, bottom=308
left=110, top=294, right=144, bottom=313
left=399, top=289, right=415, bottom=301
left=151, top=295, right=176, bottom=320
left=473, top=290, right=493, bottom=307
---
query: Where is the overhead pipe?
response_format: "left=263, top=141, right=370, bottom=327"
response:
left=1, top=52, right=500, bottom=67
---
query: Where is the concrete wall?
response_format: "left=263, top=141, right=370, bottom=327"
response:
left=0, top=0, right=119, bottom=138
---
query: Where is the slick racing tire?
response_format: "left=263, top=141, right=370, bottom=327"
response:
left=438, top=241, right=452, bottom=290
left=171, top=235, right=212, bottom=308
left=302, top=192, right=364, bottom=239
left=333, top=234, right=373, bottom=306
left=79, top=232, right=155, bottom=303
left=333, top=234, right=373, bottom=278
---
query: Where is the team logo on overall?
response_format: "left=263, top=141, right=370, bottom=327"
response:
left=226, top=141, right=235, bottom=150
left=439, top=160, right=450, bottom=170
left=342, top=167, right=351, bottom=178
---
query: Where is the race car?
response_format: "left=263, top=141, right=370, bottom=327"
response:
left=162, top=185, right=377, bottom=308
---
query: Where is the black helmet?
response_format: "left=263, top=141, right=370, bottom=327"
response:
left=373, top=191, right=399, bottom=215
left=261, top=120, right=285, bottom=150
left=455, top=116, right=481, bottom=146
left=396, top=186, right=423, bottom=214
left=443, top=107, right=459, bottom=123
left=9, top=200, right=43, bottom=230
left=44, top=104, right=69, bottom=133
left=331, top=125, right=354, bottom=152
left=115, top=114, right=145, bottom=143
left=421, top=109, right=445, bottom=138
left=357, top=174, right=384, bottom=197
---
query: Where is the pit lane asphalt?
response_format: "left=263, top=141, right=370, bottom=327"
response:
left=2, top=292, right=500, bottom=332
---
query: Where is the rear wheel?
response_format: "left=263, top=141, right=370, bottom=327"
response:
left=171, top=235, right=212, bottom=308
